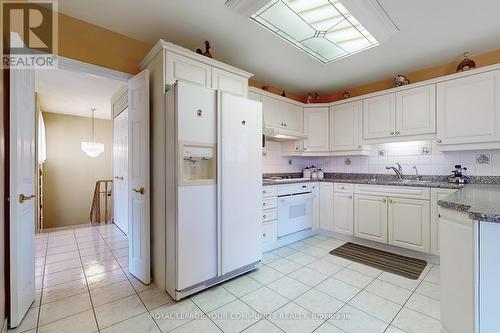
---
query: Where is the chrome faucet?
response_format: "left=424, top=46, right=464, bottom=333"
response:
left=412, top=165, right=420, bottom=181
left=386, top=163, right=404, bottom=180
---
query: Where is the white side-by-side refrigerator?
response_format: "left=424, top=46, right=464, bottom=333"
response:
left=158, top=81, right=262, bottom=300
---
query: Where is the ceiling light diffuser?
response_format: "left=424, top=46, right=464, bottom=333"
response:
left=250, top=0, right=397, bottom=63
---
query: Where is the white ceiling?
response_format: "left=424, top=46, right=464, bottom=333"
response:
left=35, top=68, right=124, bottom=119
left=58, top=0, right=500, bottom=94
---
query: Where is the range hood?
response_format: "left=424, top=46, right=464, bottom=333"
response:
left=264, top=127, right=307, bottom=142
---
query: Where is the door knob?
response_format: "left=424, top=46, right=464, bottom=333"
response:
left=132, top=187, right=145, bottom=195
left=19, top=194, right=35, bottom=203
left=114, top=176, right=123, bottom=180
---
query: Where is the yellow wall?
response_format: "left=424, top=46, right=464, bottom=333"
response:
left=315, top=49, right=500, bottom=103
left=42, top=112, right=112, bottom=228
left=57, top=12, right=152, bottom=74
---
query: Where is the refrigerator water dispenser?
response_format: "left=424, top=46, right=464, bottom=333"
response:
left=180, top=142, right=216, bottom=185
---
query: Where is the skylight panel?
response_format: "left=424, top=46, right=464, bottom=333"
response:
left=251, top=0, right=393, bottom=63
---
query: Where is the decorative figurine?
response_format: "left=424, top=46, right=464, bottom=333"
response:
left=203, top=40, right=212, bottom=58
left=342, top=90, right=350, bottom=99
left=306, top=92, right=320, bottom=103
left=196, top=41, right=213, bottom=58
left=456, top=52, right=476, bottom=72
left=394, top=74, right=410, bottom=87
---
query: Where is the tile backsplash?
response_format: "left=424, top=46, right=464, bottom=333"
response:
left=263, top=140, right=500, bottom=176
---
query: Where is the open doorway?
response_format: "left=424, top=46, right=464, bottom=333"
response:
left=6, top=56, right=150, bottom=330
left=35, top=67, right=125, bottom=232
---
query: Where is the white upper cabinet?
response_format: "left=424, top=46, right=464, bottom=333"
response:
left=330, top=101, right=362, bottom=151
left=261, top=95, right=284, bottom=129
left=248, top=91, right=261, bottom=102
left=388, top=197, right=430, bottom=253
left=436, top=70, right=500, bottom=145
left=211, top=67, right=248, bottom=97
left=363, top=93, right=396, bottom=140
left=261, top=94, right=303, bottom=131
left=395, top=84, right=436, bottom=137
left=166, top=51, right=212, bottom=87
left=304, top=107, right=329, bottom=151
left=282, top=102, right=303, bottom=131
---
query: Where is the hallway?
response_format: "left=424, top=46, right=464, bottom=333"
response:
left=16, top=224, right=169, bottom=333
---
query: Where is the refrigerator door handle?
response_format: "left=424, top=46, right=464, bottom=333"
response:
left=216, top=91, right=222, bottom=277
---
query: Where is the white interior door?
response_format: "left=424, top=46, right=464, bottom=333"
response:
left=127, top=70, right=150, bottom=284
left=9, top=67, right=36, bottom=328
left=113, top=109, right=128, bottom=235
left=219, top=93, right=262, bottom=275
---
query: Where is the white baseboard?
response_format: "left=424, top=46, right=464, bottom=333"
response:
left=1, top=318, right=7, bottom=333
left=319, top=229, right=440, bottom=265
left=263, top=228, right=319, bottom=253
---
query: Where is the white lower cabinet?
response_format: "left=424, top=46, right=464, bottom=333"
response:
left=354, top=195, right=388, bottom=243
left=439, top=207, right=475, bottom=333
left=312, top=183, right=320, bottom=230
left=262, top=221, right=277, bottom=245
left=333, top=192, right=354, bottom=235
left=262, top=185, right=278, bottom=246
left=388, top=197, right=430, bottom=252
left=430, top=188, right=458, bottom=255
left=319, top=183, right=334, bottom=231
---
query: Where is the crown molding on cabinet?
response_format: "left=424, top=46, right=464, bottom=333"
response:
left=253, top=62, right=500, bottom=109
left=140, top=39, right=253, bottom=79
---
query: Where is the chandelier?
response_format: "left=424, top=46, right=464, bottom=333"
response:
left=81, top=108, right=104, bottom=157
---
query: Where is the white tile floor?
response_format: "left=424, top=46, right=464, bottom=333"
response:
left=12, top=225, right=441, bottom=333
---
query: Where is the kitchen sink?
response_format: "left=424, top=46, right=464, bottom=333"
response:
left=399, top=179, right=433, bottom=183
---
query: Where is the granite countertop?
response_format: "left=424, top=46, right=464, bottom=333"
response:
left=437, top=184, right=500, bottom=223
left=263, top=173, right=500, bottom=222
left=262, top=177, right=463, bottom=189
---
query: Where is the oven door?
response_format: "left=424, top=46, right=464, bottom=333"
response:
left=277, top=193, right=313, bottom=237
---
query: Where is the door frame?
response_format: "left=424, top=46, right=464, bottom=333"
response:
left=3, top=55, right=131, bottom=324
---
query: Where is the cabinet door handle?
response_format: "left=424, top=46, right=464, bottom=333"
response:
left=438, top=214, right=441, bottom=218
left=382, top=198, right=387, bottom=203
left=390, top=132, right=395, bottom=135
left=348, top=195, right=353, bottom=199
left=395, top=131, right=400, bottom=135
left=389, top=199, right=393, bottom=203
left=263, top=233, right=266, bottom=237
left=437, top=139, right=442, bottom=143
left=263, top=214, right=267, bottom=218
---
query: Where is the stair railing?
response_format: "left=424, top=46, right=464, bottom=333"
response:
left=90, top=180, right=113, bottom=224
